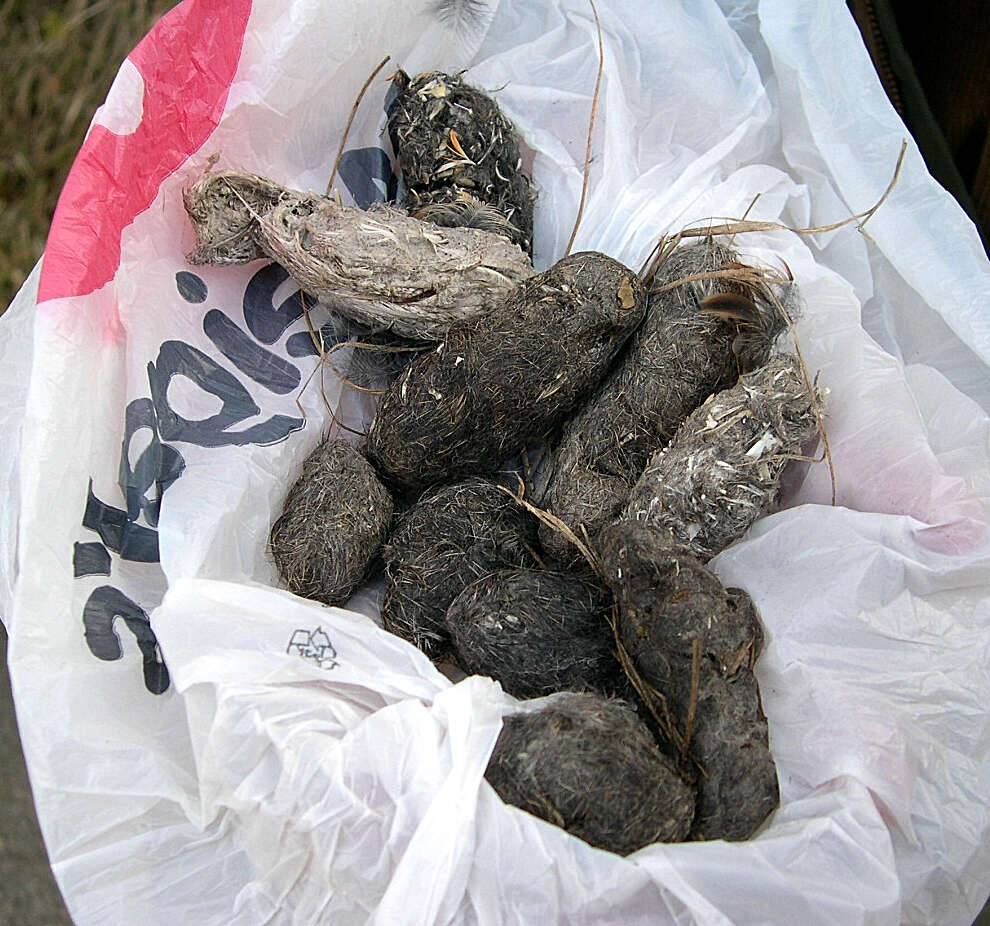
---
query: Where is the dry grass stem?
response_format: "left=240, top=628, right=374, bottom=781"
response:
left=608, top=604, right=689, bottom=754
left=295, top=293, right=369, bottom=436
left=639, top=140, right=907, bottom=278
left=326, top=55, right=392, bottom=196
left=682, top=638, right=702, bottom=770
left=563, top=0, right=604, bottom=258
left=498, top=481, right=605, bottom=577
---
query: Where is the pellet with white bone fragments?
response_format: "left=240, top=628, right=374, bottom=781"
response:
left=184, top=170, right=534, bottom=340
left=623, top=353, right=819, bottom=560
left=539, top=240, right=787, bottom=562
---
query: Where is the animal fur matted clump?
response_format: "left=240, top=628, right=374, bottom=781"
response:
left=381, top=478, right=539, bottom=659
left=445, top=568, right=624, bottom=700
left=184, top=171, right=534, bottom=340
left=387, top=70, right=536, bottom=254
left=183, top=170, right=287, bottom=264
left=683, top=661, right=779, bottom=840
left=624, top=352, right=819, bottom=561
left=270, top=437, right=393, bottom=605
left=540, top=240, right=787, bottom=561
left=485, top=692, right=697, bottom=855
left=600, top=520, right=778, bottom=841
left=600, top=520, right=764, bottom=685
left=366, top=252, right=648, bottom=493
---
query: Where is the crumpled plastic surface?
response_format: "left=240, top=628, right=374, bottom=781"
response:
left=2, top=0, right=989, bottom=923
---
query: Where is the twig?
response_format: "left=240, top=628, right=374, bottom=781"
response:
left=563, top=0, right=604, bottom=258
left=326, top=55, right=392, bottom=197
left=649, top=265, right=784, bottom=297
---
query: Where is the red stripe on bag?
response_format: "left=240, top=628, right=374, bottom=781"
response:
left=38, top=0, right=253, bottom=303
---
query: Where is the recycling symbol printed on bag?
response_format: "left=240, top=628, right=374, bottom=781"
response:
left=286, top=626, right=340, bottom=670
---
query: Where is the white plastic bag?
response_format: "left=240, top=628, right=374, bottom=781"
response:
left=2, top=0, right=990, bottom=923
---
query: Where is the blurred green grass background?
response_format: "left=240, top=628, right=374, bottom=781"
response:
left=0, top=0, right=176, bottom=312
